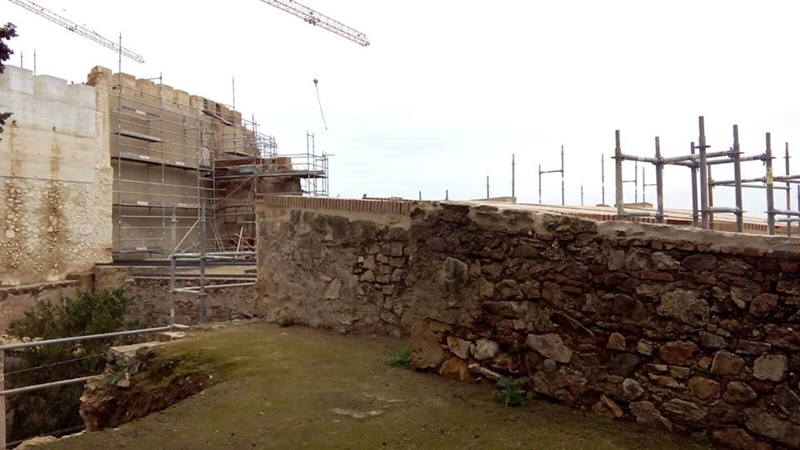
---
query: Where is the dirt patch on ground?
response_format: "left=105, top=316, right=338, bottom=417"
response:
left=47, top=323, right=707, bottom=450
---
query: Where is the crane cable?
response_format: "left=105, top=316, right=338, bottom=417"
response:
left=313, top=78, right=328, bottom=131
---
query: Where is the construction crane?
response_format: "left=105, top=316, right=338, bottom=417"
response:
left=7, top=0, right=145, bottom=63
left=260, top=0, right=370, bottom=47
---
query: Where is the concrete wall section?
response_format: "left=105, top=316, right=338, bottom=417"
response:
left=0, top=65, right=112, bottom=286
left=256, top=195, right=800, bottom=449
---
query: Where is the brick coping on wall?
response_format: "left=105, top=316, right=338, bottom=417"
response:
left=260, top=194, right=415, bottom=216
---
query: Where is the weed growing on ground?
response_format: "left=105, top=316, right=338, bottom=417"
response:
left=495, top=376, right=531, bottom=407
left=387, top=349, right=413, bottom=367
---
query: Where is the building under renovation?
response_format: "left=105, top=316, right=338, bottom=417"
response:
left=0, top=64, right=327, bottom=288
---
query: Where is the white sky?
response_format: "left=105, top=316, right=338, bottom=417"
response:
left=3, top=0, right=800, bottom=216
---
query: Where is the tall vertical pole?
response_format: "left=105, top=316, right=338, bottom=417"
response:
left=642, top=165, right=646, bottom=204
left=690, top=142, right=699, bottom=227
left=486, top=176, right=490, bottom=199
left=538, top=164, right=542, bottom=204
left=733, top=125, right=743, bottom=232
left=786, top=142, right=791, bottom=235
left=766, top=132, right=776, bottom=235
left=418, top=191, right=422, bottom=201
left=655, top=137, right=664, bottom=224
left=199, top=203, right=207, bottom=323
left=511, top=154, right=516, bottom=202
left=560, top=145, right=565, bottom=206
left=580, top=185, right=584, bottom=206
left=601, top=153, right=606, bottom=206
left=445, top=189, right=449, bottom=201
left=698, top=117, right=709, bottom=229
left=169, top=207, right=177, bottom=328
left=634, top=160, right=639, bottom=204
left=708, top=163, right=715, bottom=230
left=615, top=130, right=624, bottom=218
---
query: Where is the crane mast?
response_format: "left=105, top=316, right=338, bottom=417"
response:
left=7, top=0, right=145, bottom=63
left=260, top=0, right=370, bottom=47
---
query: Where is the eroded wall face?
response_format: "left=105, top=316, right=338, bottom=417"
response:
left=256, top=196, right=800, bottom=449
left=0, top=66, right=111, bottom=286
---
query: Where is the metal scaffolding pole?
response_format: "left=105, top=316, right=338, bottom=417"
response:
left=486, top=176, right=490, bottom=199
left=511, top=154, right=516, bottom=202
left=786, top=142, right=792, bottom=236
left=601, top=153, right=605, bottom=206
left=655, top=137, right=664, bottom=223
left=615, top=130, right=624, bottom=218
left=733, top=125, right=744, bottom=232
left=538, top=145, right=565, bottom=205
left=690, top=142, right=699, bottom=227
left=766, top=133, right=776, bottom=235
left=169, top=207, right=177, bottom=327
left=698, top=117, right=710, bottom=229
left=199, top=203, right=208, bottom=322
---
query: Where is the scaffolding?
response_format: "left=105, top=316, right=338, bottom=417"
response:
left=613, top=116, right=800, bottom=236
left=106, top=71, right=329, bottom=261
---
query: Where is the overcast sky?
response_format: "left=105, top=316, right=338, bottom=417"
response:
left=3, top=0, right=800, bottom=217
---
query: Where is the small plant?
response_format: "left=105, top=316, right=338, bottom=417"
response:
left=278, top=316, right=295, bottom=327
left=387, top=349, right=413, bottom=367
left=495, top=376, right=530, bottom=407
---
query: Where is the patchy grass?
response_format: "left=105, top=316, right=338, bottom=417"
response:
left=386, top=348, right=412, bottom=367
left=46, top=324, right=706, bottom=450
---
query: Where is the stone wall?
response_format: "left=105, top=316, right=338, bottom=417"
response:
left=94, top=266, right=256, bottom=326
left=256, top=194, right=800, bottom=449
left=0, top=65, right=112, bottom=286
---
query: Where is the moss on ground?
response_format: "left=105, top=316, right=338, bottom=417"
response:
left=46, top=324, right=708, bottom=450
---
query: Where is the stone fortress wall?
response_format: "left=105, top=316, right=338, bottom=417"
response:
left=256, top=193, right=800, bottom=449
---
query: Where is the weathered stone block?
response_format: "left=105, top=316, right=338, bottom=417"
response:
left=663, top=398, right=708, bottom=423
left=711, top=427, right=760, bottom=450
left=698, top=331, right=728, bottom=349
left=745, top=408, right=800, bottom=448
left=472, top=338, right=500, bottom=360
left=410, top=321, right=446, bottom=369
left=657, top=290, right=709, bottom=326
left=682, top=254, right=717, bottom=271
left=652, top=252, right=679, bottom=270
left=496, top=279, right=521, bottom=300
left=446, top=336, right=471, bottom=359
left=749, top=293, right=778, bottom=316
left=526, top=333, right=573, bottom=363
left=711, top=350, right=745, bottom=376
left=622, top=378, right=645, bottom=400
left=606, top=332, right=626, bottom=351
left=442, top=257, right=469, bottom=287
left=658, top=341, right=699, bottom=365
left=722, top=381, right=758, bottom=405
left=736, top=340, right=772, bottom=355
left=753, top=354, right=788, bottom=382
left=688, top=376, right=721, bottom=400
left=629, top=401, right=672, bottom=431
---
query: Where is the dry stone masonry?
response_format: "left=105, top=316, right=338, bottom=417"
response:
left=257, top=196, right=800, bottom=449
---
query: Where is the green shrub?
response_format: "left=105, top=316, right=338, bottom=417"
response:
left=387, top=349, right=413, bottom=367
left=6, top=288, right=146, bottom=442
left=495, top=376, right=530, bottom=407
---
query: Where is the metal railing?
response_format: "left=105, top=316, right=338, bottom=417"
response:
left=0, top=325, right=185, bottom=448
